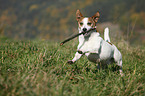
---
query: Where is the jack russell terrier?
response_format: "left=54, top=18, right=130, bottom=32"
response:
left=68, top=10, right=123, bottom=75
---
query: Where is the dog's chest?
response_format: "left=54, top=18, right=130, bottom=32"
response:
left=79, top=33, right=101, bottom=50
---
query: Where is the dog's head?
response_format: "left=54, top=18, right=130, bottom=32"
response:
left=76, top=10, right=100, bottom=36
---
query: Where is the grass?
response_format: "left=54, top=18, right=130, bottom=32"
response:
left=0, top=37, right=145, bottom=96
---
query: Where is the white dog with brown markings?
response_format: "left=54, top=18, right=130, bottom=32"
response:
left=68, top=10, right=123, bottom=75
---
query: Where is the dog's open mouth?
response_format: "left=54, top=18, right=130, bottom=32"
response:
left=84, top=32, right=89, bottom=36
left=82, top=28, right=96, bottom=36
left=83, top=31, right=90, bottom=36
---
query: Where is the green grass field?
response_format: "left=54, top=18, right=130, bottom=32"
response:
left=0, top=37, right=145, bottom=96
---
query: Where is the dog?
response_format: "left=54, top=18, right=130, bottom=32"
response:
left=68, top=10, right=123, bottom=75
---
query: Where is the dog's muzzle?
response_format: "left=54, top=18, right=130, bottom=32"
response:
left=83, top=28, right=87, bottom=32
left=82, top=28, right=96, bottom=36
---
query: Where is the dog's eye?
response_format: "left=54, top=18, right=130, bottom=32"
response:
left=80, top=22, right=83, bottom=26
left=87, top=22, right=92, bottom=26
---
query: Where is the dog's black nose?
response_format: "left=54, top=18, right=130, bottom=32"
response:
left=83, top=28, right=87, bottom=32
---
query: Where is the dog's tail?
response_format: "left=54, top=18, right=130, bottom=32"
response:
left=104, top=27, right=111, bottom=42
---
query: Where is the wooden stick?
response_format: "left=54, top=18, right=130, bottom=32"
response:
left=60, top=32, right=85, bottom=46
left=60, top=28, right=96, bottom=46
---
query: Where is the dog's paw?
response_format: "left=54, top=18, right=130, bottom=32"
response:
left=67, top=60, right=74, bottom=64
left=77, top=50, right=83, bottom=54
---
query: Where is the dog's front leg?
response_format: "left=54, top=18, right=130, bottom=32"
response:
left=67, top=52, right=82, bottom=64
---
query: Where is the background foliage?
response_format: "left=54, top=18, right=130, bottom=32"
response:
left=0, top=0, right=145, bottom=44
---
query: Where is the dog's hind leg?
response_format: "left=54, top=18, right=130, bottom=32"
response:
left=113, top=48, right=123, bottom=76
left=116, top=60, right=123, bottom=76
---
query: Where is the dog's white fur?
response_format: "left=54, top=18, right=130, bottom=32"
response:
left=68, top=10, right=123, bottom=75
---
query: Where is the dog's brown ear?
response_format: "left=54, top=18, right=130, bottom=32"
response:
left=76, top=10, right=83, bottom=21
left=92, top=11, right=100, bottom=22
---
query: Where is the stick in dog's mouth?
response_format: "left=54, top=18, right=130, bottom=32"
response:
left=60, top=28, right=96, bottom=46
left=60, top=32, right=84, bottom=46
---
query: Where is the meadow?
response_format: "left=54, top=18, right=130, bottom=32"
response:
left=0, top=37, right=145, bottom=96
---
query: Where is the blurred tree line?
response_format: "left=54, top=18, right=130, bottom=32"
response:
left=0, top=0, right=145, bottom=43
